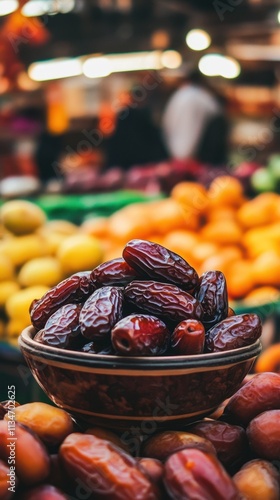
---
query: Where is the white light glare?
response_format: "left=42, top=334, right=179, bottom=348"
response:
left=82, top=57, right=112, bottom=79
left=160, top=50, right=182, bottom=69
left=0, top=0, right=18, bottom=16
left=198, top=54, right=240, bottom=79
left=22, top=0, right=75, bottom=17
left=186, top=29, right=211, bottom=51
left=28, top=58, right=83, bottom=81
left=278, top=10, right=280, bottom=23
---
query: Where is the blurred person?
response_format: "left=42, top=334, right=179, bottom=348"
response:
left=104, top=88, right=168, bottom=170
left=162, top=69, right=228, bottom=165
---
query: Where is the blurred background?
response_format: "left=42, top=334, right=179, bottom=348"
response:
left=1, top=0, right=280, bottom=194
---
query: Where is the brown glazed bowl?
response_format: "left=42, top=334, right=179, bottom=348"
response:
left=19, top=326, right=261, bottom=430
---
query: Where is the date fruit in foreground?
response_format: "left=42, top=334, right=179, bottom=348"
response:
left=233, top=459, right=280, bottom=500
left=34, top=304, right=81, bottom=349
left=80, top=286, right=123, bottom=340
left=30, top=272, right=95, bottom=331
left=20, top=485, right=68, bottom=500
left=205, top=313, right=262, bottom=352
left=246, top=410, right=280, bottom=461
left=225, top=372, right=280, bottom=425
left=164, top=448, right=239, bottom=500
left=142, top=431, right=216, bottom=462
left=171, top=319, right=205, bottom=355
left=124, top=281, right=203, bottom=324
left=91, top=257, right=139, bottom=287
left=123, top=239, right=199, bottom=290
left=196, top=270, right=228, bottom=330
left=111, top=314, right=169, bottom=356
left=60, top=433, right=158, bottom=500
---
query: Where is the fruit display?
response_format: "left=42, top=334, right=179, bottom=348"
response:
left=30, top=239, right=262, bottom=357
left=0, top=371, right=280, bottom=498
left=0, top=200, right=104, bottom=341
left=80, top=177, right=280, bottom=307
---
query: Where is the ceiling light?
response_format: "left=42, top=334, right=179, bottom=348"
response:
left=186, top=29, right=211, bottom=51
left=0, top=0, right=18, bottom=16
left=22, top=0, right=48, bottom=16
left=82, top=57, right=112, bottom=78
left=161, top=50, right=182, bottom=69
left=28, top=58, right=83, bottom=81
left=198, top=54, right=240, bottom=79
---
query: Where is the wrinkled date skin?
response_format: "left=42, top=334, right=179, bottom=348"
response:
left=123, top=239, right=199, bottom=291
left=34, top=304, right=81, bottom=349
left=171, top=319, right=205, bottom=355
left=164, top=448, right=240, bottom=500
left=142, top=431, right=216, bottom=462
left=91, top=258, right=140, bottom=287
left=0, top=421, right=50, bottom=485
left=0, top=459, right=15, bottom=500
left=224, top=372, right=280, bottom=425
left=59, top=433, right=158, bottom=500
left=111, top=314, right=169, bottom=356
left=233, top=459, right=280, bottom=500
left=80, top=286, right=124, bottom=341
left=5, top=402, right=73, bottom=447
left=82, top=341, right=115, bottom=355
left=189, top=420, right=248, bottom=468
left=30, top=272, right=95, bottom=331
left=195, top=271, right=228, bottom=330
left=246, top=410, right=280, bottom=461
left=124, top=281, right=203, bottom=324
left=205, top=314, right=262, bottom=353
left=20, top=485, right=68, bottom=500
left=86, top=427, right=130, bottom=453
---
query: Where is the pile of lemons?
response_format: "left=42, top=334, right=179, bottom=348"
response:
left=0, top=200, right=103, bottom=345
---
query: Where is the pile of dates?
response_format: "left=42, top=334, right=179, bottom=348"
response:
left=30, top=239, right=262, bottom=356
left=0, top=372, right=280, bottom=499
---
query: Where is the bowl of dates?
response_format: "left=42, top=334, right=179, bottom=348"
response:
left=19, top=239, right=262, bottom=429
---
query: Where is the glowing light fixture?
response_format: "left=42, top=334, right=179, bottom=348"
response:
left=28, top=58, right=83, bottom=81
left=278, top=10, right=280, bottom=23
left=160, top=50, right=182, bottom=69
left=29, top=50, right=183, bottom=82
left=82, top=57, right=112, bottom=78
left=22, top=0, right=75, bottom=17
left=198, top=54, right=240, bottom=79
left=0, top=0, right=18, bottom=16
left=186, top=29, right=211, bottom=51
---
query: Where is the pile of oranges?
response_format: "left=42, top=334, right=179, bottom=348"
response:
left=82, top=176, right=280, bottom=306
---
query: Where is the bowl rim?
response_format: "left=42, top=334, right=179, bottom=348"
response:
left=19, top=326, right=262, bottom=371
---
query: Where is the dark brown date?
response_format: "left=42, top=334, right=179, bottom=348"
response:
left=246, top=410, right=280, bottom=460
left=30, top=272, right=95, bottom=330
left=233, top=459, right=280, bottom=500
left=142, top=431, right=216, bottom=461
left=123, top=239, right=199, bottom=291
left=82, top=341, right=115, bottom=355
left=164, top=448, right=240, bottom=500
left=205, top=314, right=262, bottom=352
left=124, top=281, right=203, bottom=324
left=195, top=271, right=228, bottom=330
left=91, top=258, right=139, bottom=287
left=137, top=458, right=164, bottom=486
left=111, top=314, right=169, bottom=356
left=171, top=319, right=205, bottom=355
left=60, top=432, right=158, bottom=500
left=225, top=372, right=280, bottom=425
left=34, top=304, right=81, bottom=348
left=20, top=485, right=68, bottom=500
left=80, top=286, right=124, bottom=340
left=190, top=420, right=248, bottom=468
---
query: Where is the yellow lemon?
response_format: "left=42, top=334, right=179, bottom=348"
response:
left=0, top=281, right=20, bottom=307
left=5, top=285, right=49, bottom=324
left=0, top=253, right=14, bottom=281
left=0, top=200, right=46, bottom=235
left=0, top=234, right=48, bottom=267
left=57, top=234, right=103, bottom=275
left=18, top=257, right=63, bottom=287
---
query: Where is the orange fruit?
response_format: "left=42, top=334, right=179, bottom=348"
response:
left=208, top=176, right=245, bottom=207
left=149, top=199, right=193, bottom=233
left=237, top=193, right=280, bottom=229
left=108, top=203, right=152, bottom=241
left=252, top=251, right=280, bottom=286
left=243, top=286, right=280, bottom=305
left=201, top=220, right=243, bottom=245
left=226, top=260, right=255, bottom=300
left=254, top=343, right=280, bottom=373
left=171, top=182, right=209, bottom=215
left=80, top=217, right=109, bottom=238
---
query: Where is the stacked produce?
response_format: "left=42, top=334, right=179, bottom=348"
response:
left=0, top=371, right=280, bottom=499
left=0, top=200, right=104, bottom=342
left=30, top=239, right=261, bottom=357
left=81, top=176, right=280, bottom=306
